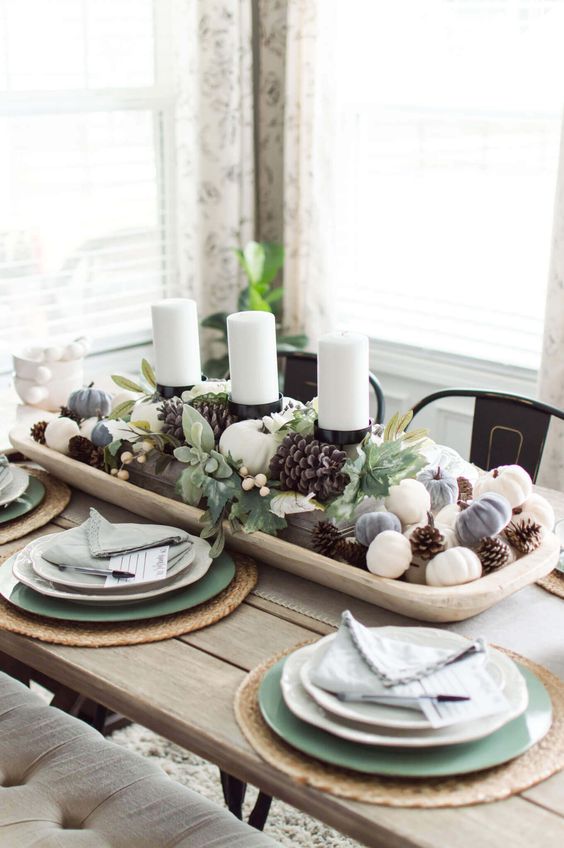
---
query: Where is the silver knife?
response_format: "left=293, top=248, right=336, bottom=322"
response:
left=334, top=693, right=471, bottom=704
left=57, top=565, right=135, bottom=579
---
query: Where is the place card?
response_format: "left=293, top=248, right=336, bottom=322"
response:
left=105, top=545, right=169, bottom=587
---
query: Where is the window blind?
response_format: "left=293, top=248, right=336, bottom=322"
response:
left=330, top=0, right=564, bottom=371
left=0, top=0, right=177, bottom=371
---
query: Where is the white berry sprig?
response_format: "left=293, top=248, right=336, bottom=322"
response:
left=239, top=466, right=270, bottom=497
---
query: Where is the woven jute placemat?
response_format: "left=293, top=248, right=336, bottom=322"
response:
left=0, top=467, right=71, bottom=545
left=0, top=554, right=257, bottom=647
left=235, top=643, right=564, bottom=808
left=537, top=570, right=564, bottom=600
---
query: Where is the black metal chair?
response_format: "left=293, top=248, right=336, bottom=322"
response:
left=409, top=388, right=564, bottom=482
left=280, top=350, right=386, bottom=424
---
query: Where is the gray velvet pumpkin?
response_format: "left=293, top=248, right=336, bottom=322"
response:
left=90, top=420, right=113, bottom=447
left=355, top=511, right=401, bottom=547
left=68, top=385, right=112, bottom=419
left=417, top=466, right=458, bottom=511
left=455, top=492, right=512, bottom=546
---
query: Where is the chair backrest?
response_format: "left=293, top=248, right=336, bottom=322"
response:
left=410, top=388, right=564, bottom=482
left=280, top=351, right=386, bottom=424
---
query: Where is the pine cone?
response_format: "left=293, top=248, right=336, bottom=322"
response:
left=157, top=398, right=184, bottom=442
left=457, top=476, right=473, bottom=502
left=334, top=537, right=367, bottom=568
left=311, top=521, right=342, bottom=556
left=59, top=405, right=82, bottom=424
left=476, top=536, right=511, bottom=574
left=269, top=433, right=347, bottom=501
left=192, top=398, right=237, bottom=442
left=504, top=519, right=543, bottom=554
left=90, top=445, right=105, bottom=469
left=410, top=512, right=445, bottom=560
left=68, top=435, right=103, bottom=469
left=30, top=420, right=48, bottom=444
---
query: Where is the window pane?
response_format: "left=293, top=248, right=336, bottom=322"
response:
left=0, top=0, right=154, bottom=91
left=331, top=0, right=564, bottom=369
left=0, top=111, right=173, bottom=349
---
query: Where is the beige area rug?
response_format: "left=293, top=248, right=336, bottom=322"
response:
left=110, top=723, right=360, bottom=848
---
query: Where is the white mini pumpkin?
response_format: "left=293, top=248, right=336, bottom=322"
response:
left=512, top=493, right=554, bottom=532
left=366, top=530, right=412, bottom=578
left=384, top=479, right=431, bottom=526
left=79, top=417, right=98, bottom=440
left=434, top=502, right=461, bottom=530
left=426, top=547, right=482, bottom=587
left=219, top=419, right=278, bottom=476
left=473, top=464, right=532, bottom=509
left=130, top=399, right=164, bottom=433
left=44, top=417, right=80, bottom=454
left=111, top=389, right=142, bottom=412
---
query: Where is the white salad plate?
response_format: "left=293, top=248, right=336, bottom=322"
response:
left=12, top=536, right=212, bottom=605
left=282, top=643, right=527, bottom=748
left=0, top=466, right=30, bottom=508
left=299, top=627, right=528, bottom=732
left=29, top=535, right=196, bottom=593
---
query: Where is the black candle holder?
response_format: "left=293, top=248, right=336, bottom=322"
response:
left=156, top=375, right=207, bottom=400
left=228, top=392, right=283, bottom=420
left=314, top=422, right=371, bottom=446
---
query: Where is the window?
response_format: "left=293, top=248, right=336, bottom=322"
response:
left=330, top=0, right=564, bottom=370
left=0, top=0, right=177, bottom=372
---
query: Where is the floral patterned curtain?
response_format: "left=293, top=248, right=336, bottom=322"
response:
left=173, top=0, right=255, bottom=330
left=538, top=120, right=564, bottom=488
left=282, top=0, right=339, bottom=346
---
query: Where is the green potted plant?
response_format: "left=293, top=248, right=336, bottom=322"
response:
left=201, top=241, right=308, bottom=377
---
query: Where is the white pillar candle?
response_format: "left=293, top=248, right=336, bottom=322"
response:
left=151, top=299, right=202, bottom=387
left=227, top=311, right=279, bottom=406
left=317, top=332, right=369, bottom=432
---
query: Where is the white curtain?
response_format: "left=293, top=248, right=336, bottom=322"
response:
left=283, top=0, right=339, bottom=346
left=538, top=118, right=564, bottom=488
left=173, top=0, right=255, bottom=326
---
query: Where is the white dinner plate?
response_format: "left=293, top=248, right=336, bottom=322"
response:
left=0, top=466, right=29, bottom=508
left=283, top=641, right=528, bottom=747
left=299, top=627, right=527, bottom=731
left=12, top=535, right=212, bottom=605
left=29, top=535, right=196, bottom=593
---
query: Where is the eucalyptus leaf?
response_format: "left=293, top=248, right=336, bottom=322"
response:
left=129, top=420, right=151, bottom=431
left=141, top=359, right=156, bottom=388
left=111, top=374, right=145, bottom=393
left=107, top=399, right=135, bottom=420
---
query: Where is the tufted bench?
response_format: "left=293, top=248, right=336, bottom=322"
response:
left=0, top=672, right=279, bottom=847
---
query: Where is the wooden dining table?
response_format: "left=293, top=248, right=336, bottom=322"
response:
left=1, top=483, right=564, bottom=848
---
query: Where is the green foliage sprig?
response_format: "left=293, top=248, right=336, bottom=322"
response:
left=109, top=359, right=157, bottom=420
left=325, top=412, right=428, bottom=523
left=201, top=241, right=308, bottom=377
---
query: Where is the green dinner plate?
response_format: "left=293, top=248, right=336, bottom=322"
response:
left=0, top=476, right=45, bottom=525
left=0, top=551, right=235, bottom=622
left=258, top=658, right=552, bottom=778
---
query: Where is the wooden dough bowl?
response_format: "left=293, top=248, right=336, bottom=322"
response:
left=10, top=427, right=559, bottom=623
